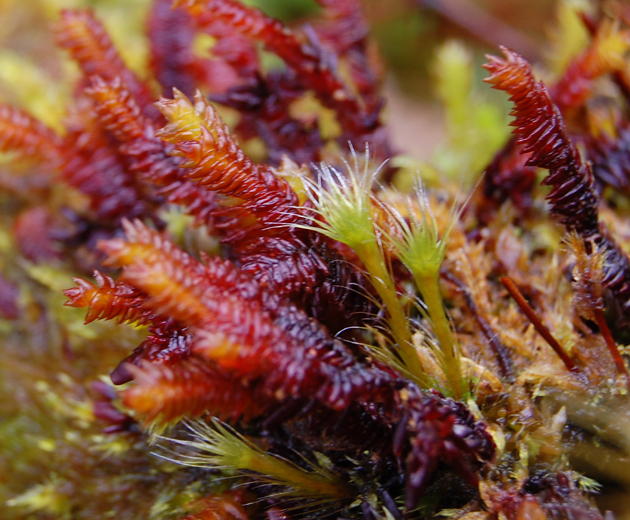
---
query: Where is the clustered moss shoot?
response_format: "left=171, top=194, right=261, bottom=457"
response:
left=1, top=1, right=630, bottom=520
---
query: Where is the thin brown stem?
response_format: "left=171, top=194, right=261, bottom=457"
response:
left=593, top=308, right=628, bottom=376
left=500, top=277, right=579, bottom=373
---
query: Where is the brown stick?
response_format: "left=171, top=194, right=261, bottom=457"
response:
left=593, top=308, right=628, bottom=376
left=500, top=277, right=579, bottom=373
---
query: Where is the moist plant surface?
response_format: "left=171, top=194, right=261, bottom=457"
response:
left=1, top=1, right=630, bottom=519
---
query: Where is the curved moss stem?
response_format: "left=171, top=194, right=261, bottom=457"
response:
left=413, top=270, right=465, bottom=400
left=355, top=242, right=428, bottom=388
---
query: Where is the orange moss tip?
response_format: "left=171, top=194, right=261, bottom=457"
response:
left=155, top=89, right=260, bottom=185
left=121, top=358, right=263, bottom=427
left=483, top=46, right=533, bottom=91
left=97, top=221, right=213, bottom=328
left=155, top=89, right=299, bottom=227
left=64, top=278, right=95, bottom=308
left=0, top=104, right=63, bottom=162
left=156, top=89, right=226, bottom=144
left=64, top=270, right=154, bottom=325
left=96, top=221, right=281, bottom=345
left=98, top=220, right=184, bottom=268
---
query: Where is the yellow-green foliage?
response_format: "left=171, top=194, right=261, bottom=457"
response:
left=298, top=157, right=429, bottom=387
left=3, top=0, right=630, bottom=518
left=546, top=0, right=592, bottom=76
left=0, top=0, right=151, bottom=130
left=162, top=419, right=351, bottom=502
left=7, top=479, right=72, bottom=520
left=0, top=52, right=71, bottom=131
left=388, top=186, right=466, bottom=399
left=0, top=209, right=162, bottom=520
left=433, top=41, right=510, bottom=184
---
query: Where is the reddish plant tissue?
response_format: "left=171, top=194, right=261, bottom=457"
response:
left=47, top=0, right=492, bottom=513
left=484, top=46, right=630, bottom=324
left=3, top=1, right=630, bottom=519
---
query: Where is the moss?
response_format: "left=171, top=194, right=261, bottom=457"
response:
left=1, top=0, right=630, bottom=519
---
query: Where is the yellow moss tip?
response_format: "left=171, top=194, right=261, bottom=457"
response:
left=155, top=88, right=207, bottom=142
left=301, top=159, right=377, bottom=250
